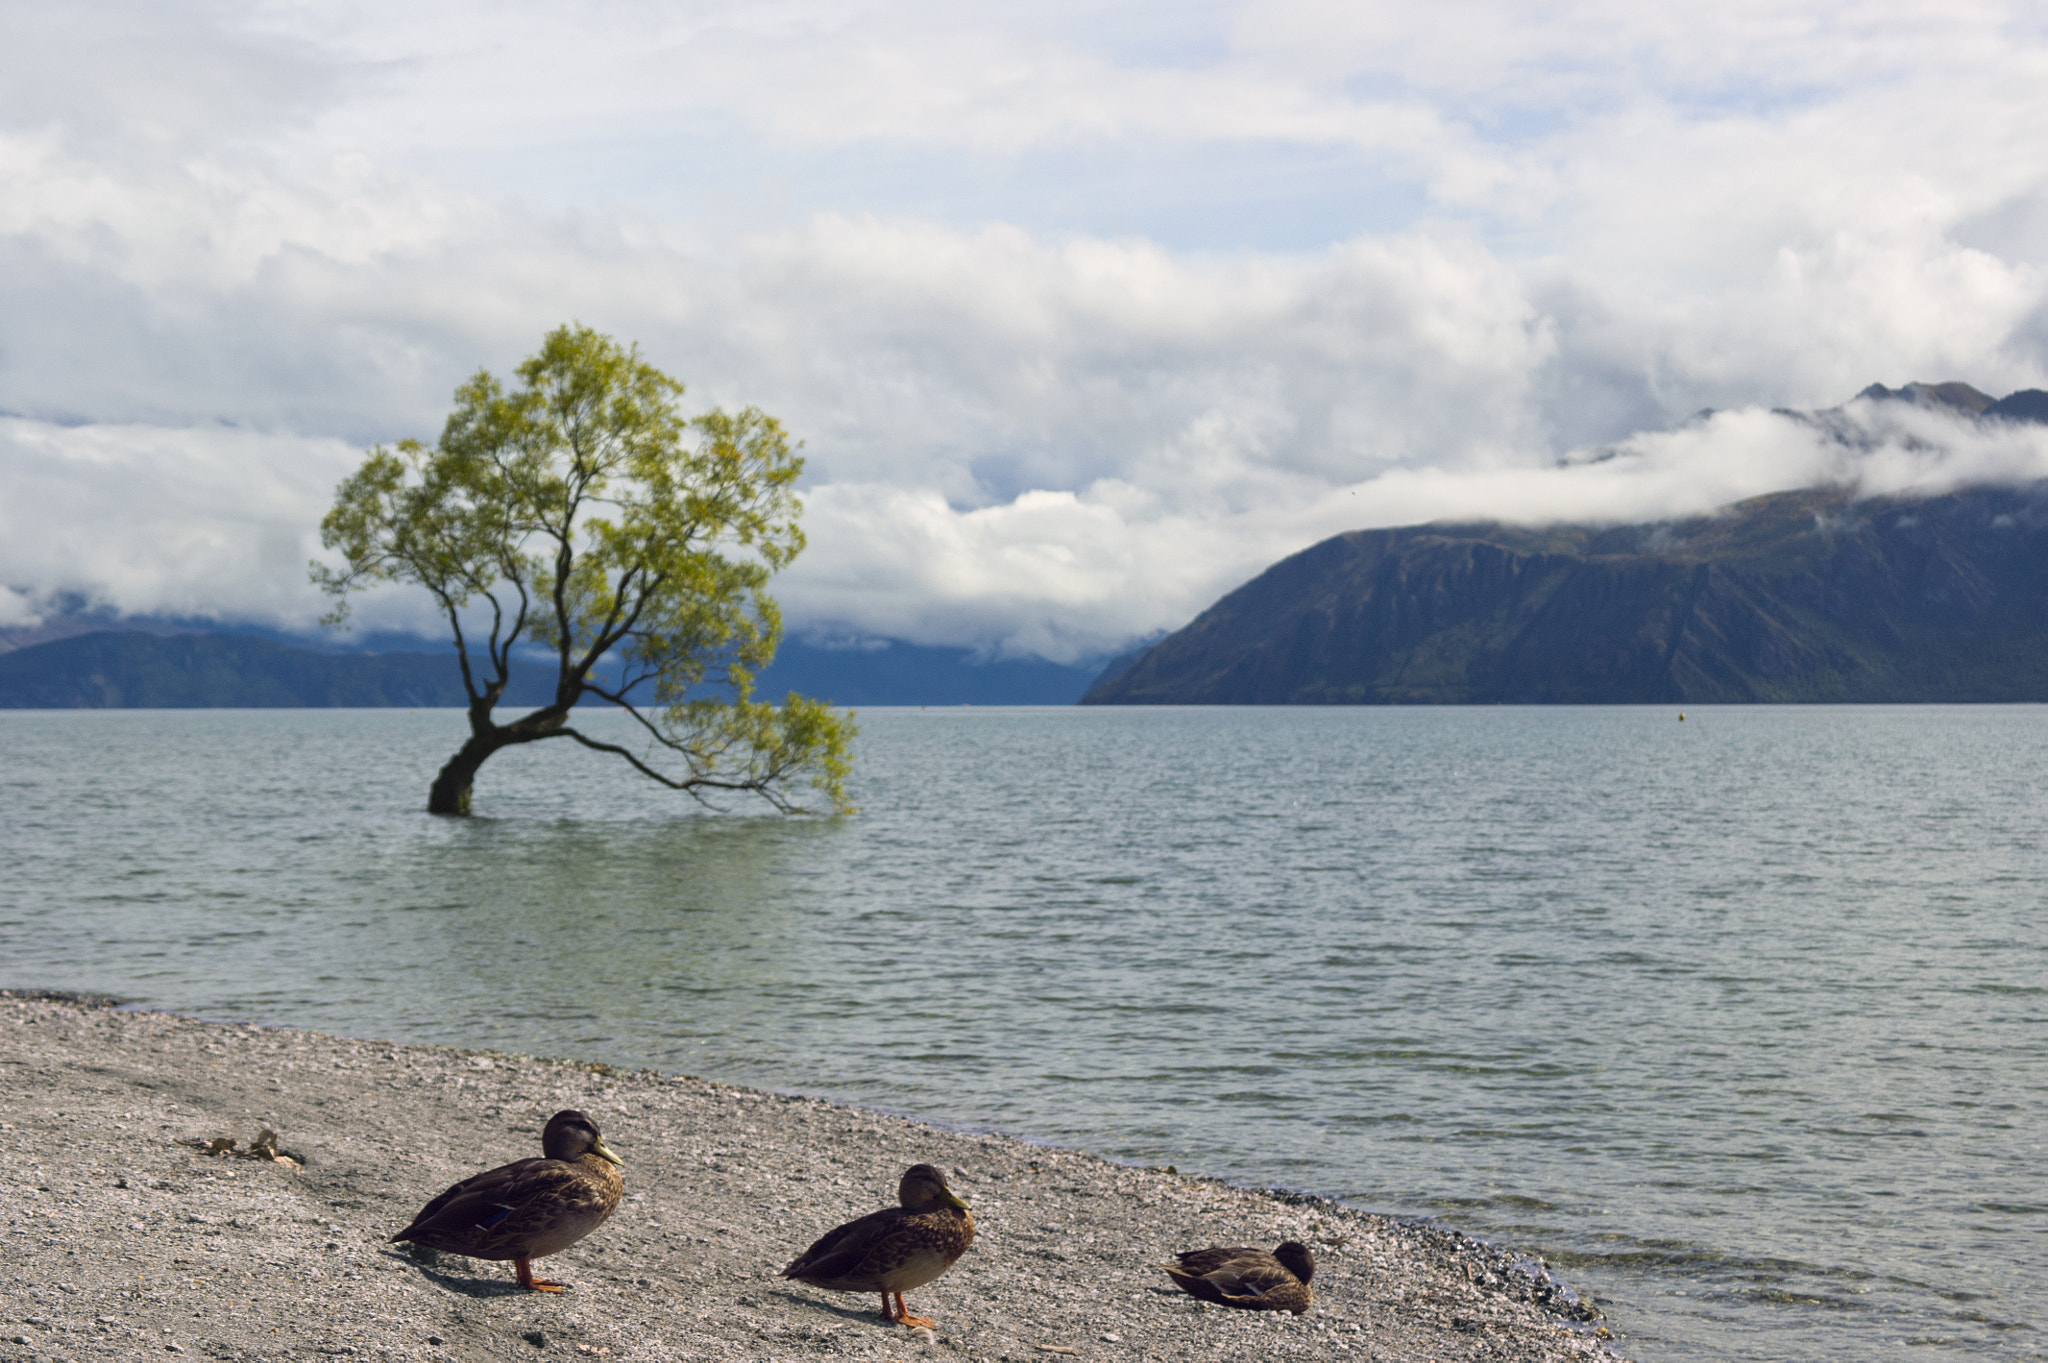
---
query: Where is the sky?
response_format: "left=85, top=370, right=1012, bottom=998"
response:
left=5, top=0, right=2048, bottom=660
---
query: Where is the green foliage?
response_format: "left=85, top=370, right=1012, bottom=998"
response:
left=313, top=323, right=856, bottom=814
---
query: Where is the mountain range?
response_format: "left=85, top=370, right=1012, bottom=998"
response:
left=0, top=632, right=560, bottom=708
left=1084, top=480, right=2048, bottom=704
left=0, top=630, right=1101, bottom=708
left=9, top=380, right=2048, bottom=709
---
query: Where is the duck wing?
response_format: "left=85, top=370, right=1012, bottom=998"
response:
left=782, top=1207, right=913, bottom=1288
left=1162, top=1247, right=1311, bottom=1312
left=1166, top=1246, right=1264, bottom=1278
left=392, top=1157, right=612, bottom=1259
left=1205, top=1257, right=1313, bottom=1313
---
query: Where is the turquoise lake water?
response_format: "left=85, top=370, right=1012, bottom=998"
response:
left=2, top=705, right=2043, bottom=1359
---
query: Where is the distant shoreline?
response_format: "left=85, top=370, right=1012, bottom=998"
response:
left=1, top=988, right=1624, bottom=1362
left=0, top=629, right=1106, bottom=709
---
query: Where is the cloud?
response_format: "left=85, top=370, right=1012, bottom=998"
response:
left=5, top=1, right=2048, bottom=661
left=0, top=416, right=430, bottom=632
left=0, top=585, right=39, bottom=627
left=781, top=400, right=2048, bottom=661
left=250, top=1, right=1469, bottom=167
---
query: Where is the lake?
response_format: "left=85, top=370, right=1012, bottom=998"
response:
left=2, top=705, right=2043, bottom=1359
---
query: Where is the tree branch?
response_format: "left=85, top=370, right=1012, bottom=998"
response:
left=572, top=683, right=676, bottom=748
left=442, top=595, right=481, bottom=704
left=551, top=726, right=804, bottom=812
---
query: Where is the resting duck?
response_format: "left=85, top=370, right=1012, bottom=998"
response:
left=390, top=1109, right=624, bottom=1292
left=1161, top=1240, right=1315, bottom=1314
left=781, top=1163, right=975, bottom=1328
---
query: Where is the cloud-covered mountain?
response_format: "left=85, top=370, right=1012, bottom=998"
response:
left=1084, top=477, right=2048, bottom=705
left=7, top=3, right=2048, bottom=663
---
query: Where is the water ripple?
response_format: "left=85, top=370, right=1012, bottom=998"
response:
left=1, top=704, right=2044, bottom=1361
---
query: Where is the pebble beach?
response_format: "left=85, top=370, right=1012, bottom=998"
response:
left=0, top=991, right=1627, bottom=1362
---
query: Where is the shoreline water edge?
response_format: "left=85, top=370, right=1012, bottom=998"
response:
left=1, top=992, right=1626, bottom=1362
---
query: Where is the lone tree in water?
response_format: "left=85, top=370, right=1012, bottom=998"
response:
left=312, top=324, right=854, bottom=816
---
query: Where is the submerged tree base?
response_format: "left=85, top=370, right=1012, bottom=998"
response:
left=427, top=730, right=500, bottom=815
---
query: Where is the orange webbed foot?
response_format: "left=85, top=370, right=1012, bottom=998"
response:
left=514, top=1257, right=569, bottom=1292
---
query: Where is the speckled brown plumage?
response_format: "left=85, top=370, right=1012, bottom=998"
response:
left=781, top=1163, right=975, bottom=1328
left=1162, top=1240, right=1316, bottom=1314
left=391, top=1109, right=624, bottom=1291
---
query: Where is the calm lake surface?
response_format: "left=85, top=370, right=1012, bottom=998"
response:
left=2, top=705, right=2044, bottom=1360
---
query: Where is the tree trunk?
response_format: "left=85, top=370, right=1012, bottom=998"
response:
left=426, top=696, right=569, bottom=815
left=427, top=730, right=504, bottom=815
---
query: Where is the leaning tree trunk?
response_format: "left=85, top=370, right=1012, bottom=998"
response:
left=426, top=697, right=571, bottom=815
left=427, top=730, right=506, bottom=816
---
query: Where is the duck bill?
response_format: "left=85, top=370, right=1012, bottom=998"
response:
left=593, top=1138, right=624, bottom=1167
left=940, top=1187, right=970, bottom=1212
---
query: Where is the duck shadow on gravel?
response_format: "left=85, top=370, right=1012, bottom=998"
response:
left=760, top=1285, right=902, bottom=1327
left=378, top=1249, right=540, bottom=1298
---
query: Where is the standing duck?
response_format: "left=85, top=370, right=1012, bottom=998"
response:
left=1161, top=1240, right=1315, bottom=1314
left=391, top=1109, right=624, bottom=1292
left=781, top=1163, right=975, bottom=1328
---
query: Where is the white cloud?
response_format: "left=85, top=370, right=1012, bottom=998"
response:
left=781, top=401, right=2048, bottom=661
left=0, top=417, right=394, bottom=629
left=0, top=585, right=40, bottom=627
left=4, top=1, right=2048, bottom=661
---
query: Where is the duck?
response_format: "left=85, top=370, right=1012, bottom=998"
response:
left=781, top=1163, right=975, bottom=1328
left=390, top=1109, right=624, bottom=1292
left=1160, top=1240, right=1315, bottom=1314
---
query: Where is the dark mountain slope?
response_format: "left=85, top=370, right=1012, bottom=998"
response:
left=1987, top=389, right=2048, bottom=422
left=0, top=629, right=1106, bottom=708
left=0, top=632, right=559, bottom=708
left=751, top=638, right=1101, bottom=704
left=1084, top=483, right=2048, bottom=704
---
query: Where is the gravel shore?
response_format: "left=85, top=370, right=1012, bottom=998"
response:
left=1, top=991, right=1628, bottom=1362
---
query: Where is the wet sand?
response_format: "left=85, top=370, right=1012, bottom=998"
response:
left=0, top=991, right=1627, bottom=1362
